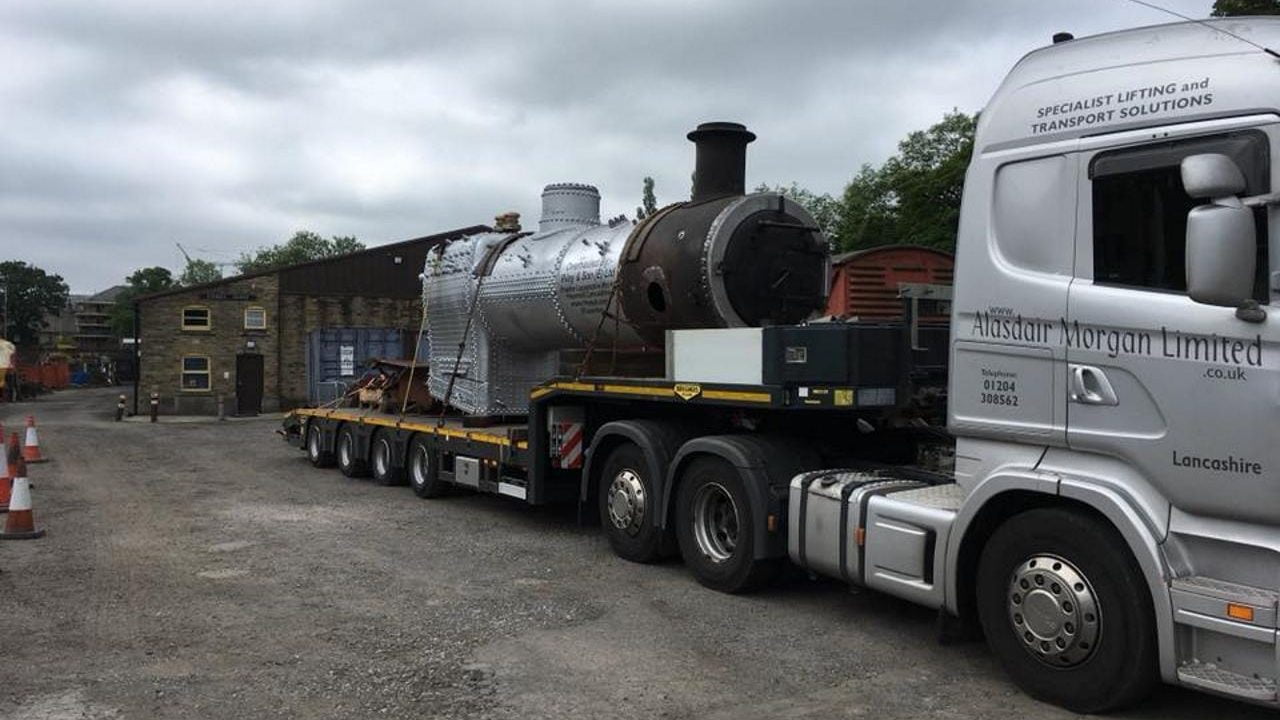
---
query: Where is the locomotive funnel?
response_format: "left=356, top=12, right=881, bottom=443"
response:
left=688, top=121, right=756, bottom=202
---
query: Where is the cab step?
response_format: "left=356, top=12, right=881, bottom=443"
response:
left=1171, top=575, right=1277, bottom=632
left=1177, top=661, right=1276, bottom=703
left=1171, top=576, right=1279, bottom=609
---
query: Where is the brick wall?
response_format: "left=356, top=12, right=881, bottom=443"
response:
left=137, top=274, right=280, bottom=415
left=277, top=294, right=420, bottom=408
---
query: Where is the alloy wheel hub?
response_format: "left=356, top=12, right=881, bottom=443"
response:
left=1008, top=554, right=1101, bottom=667
left=692, top=483, right=739, bottom=563
left=607, top=470, right=646, bottom=535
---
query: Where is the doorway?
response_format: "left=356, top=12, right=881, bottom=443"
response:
left=236, top=353, right=264, bottom=416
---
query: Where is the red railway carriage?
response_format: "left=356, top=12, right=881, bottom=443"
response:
left=826, top=245, right=953, bottom=321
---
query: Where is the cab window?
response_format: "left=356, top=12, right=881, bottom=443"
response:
left=1090, top=130, right=1269, bottom=301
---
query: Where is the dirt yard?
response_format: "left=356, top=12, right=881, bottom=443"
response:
left=0, top=388, right=1267, bottom=719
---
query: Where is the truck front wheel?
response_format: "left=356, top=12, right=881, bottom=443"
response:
left=675, top=457, right=780, bottom=593
left=336, top=425, right=368, bottom=478
left=976, top=507, right=1157, bottom=713
left=598, top=443, right=669, bottom=563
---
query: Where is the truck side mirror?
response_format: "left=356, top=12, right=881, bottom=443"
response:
left=1182, top=154, right=1256, bottom=308
left=1181, top=153, right=1246, bottom=198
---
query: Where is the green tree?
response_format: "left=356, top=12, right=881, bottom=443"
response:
left=236, top=231, right=364, bottom=274
left=753, top=182, right=844, bottom=247
left=179, top=258, right=223, bottom=286
left=110, top=266, right=176, bottom=337
left=639, top=176, right=658, bottom=219
left=1211, top=0, right=1280, bottom=15
left=0, top=261, right=70, bottom=346
left=836, top=109, right=977, bottom=252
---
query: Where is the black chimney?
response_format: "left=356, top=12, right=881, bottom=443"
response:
left=687, top=121, right=756, bottom=203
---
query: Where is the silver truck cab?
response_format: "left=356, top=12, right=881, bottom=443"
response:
left=947, top=16, right=1280, bottom=711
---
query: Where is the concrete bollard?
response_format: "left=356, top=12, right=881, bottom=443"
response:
left=217, top=394, right=226, bottom=421
left=150, top=392, right=159, bottom=423
left=115, top=394, right=126, bottom=422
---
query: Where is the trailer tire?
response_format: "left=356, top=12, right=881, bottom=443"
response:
left=407, top=435, right=447, bottom=498
left=369, top=430, right=404, bottom=486
left=675, top=457, right=780, bottom=593
left=598, top=442, right=668, bottom=564
left=306, top=421, right=334, bottom=468
left=976, top=507, right=1157, bottom=713
left=336, top=425, right=368, bottom=478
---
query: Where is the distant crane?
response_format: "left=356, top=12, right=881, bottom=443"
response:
left=175, top=243, right=237, bottom=268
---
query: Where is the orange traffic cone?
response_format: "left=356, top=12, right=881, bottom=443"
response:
left=1, top=456, right=44, bottom=539
left=0, top=432, right=13, bottom=512
left=22, top=416, right=46, bottom=463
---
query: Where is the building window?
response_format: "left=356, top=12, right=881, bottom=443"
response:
left=182, top=306, right=211, bottom=331
left=181, top=356, right=211, bottom=391
left=244, top=306, right=267, bottom=330
left=1090, top=130, right=1268, bottom=298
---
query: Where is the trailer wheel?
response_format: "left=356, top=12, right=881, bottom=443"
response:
left=407, top=435, right=447, bottom=498
left=369, top=430, right=404, bottom=486
left=598, top=442, right=669, bottom=563
left=675, top=457, right=780, bottom=593
left=306, top=421, right=334, bottom=468
left=976, top=507, right=1157, bottom=713
left=336, top=425, right=368, bottom=478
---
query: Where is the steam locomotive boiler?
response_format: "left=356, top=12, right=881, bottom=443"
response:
left=424, top=122, right=831, bottom=416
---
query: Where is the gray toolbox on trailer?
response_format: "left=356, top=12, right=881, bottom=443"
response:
left=788, top=469, right=927, bottom=586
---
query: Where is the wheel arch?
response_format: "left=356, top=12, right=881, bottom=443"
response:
left=580, top=420, right=692, bottom=526
left=664, top=434, right=820, bottom=560
left=950, top=480, right=1176, bottom=683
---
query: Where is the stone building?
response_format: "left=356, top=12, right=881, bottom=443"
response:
left=133, top=226, right=484, bottom=415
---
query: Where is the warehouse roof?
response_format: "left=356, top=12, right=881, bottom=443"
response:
left=135, top=225, right=488, bottom=303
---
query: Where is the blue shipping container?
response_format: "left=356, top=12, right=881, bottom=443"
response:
left=306, top=327, right=423, bottom=404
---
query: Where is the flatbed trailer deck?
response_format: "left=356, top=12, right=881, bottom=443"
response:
left=286, top=374, right=910, bottom=504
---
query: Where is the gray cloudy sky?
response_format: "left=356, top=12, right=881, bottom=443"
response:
left=2, top=0, right=1210, bottom=292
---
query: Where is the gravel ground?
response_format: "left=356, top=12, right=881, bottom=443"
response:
left=0, top=387, right=1269, bottom=719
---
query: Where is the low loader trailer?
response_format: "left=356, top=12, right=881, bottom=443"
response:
left=285, top=19, right=1280, bottom=713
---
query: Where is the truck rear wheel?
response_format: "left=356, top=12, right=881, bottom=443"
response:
left=336, top=425, right=368, bottom=478
left=598, top=442, right=669, bottom=563
left=675, top=457, right=780, bottom=593
left=369, top=430, right=404, bottom=486
left=407, top=435, right=447, bottom=498
left=306, top=421, right=334, bottom=468
left=976, top=507, right=1157, bottom=713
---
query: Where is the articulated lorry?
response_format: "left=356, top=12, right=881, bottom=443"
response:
left=283, top=19, right=1280, bottom=712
